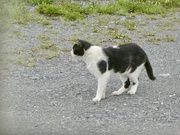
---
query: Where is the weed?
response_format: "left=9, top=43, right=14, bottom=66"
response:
left=42, top=20, right=51, bottom=25
left=113, top=32, right=132, bottom=43
left=92, top=26, right=99, bottom=33
left=143, top=31, right=156, bottom=37
left=122, top=19, right=138, bottom=30
left=147, top=34, right=175, bottom=44
left=40, top=43, right=58, bottom=51
left=147, top=36, right=161, bottom=44
left=39, top=50, right=59, bottom=59
left=26, top=0, right=54, bottom=5
left=37, top=2, right=63, bottom=16
left=35, top=0, right=179, bottom=21
left=3, top=0, right=180, bottom=24
left=17, top=55, right=36, bottom=67
left=38, top=34, right=51, bottom=42
left=149, top=15, right=159, bottom=20
left=163, top=35, right=175, bottom=42
left=158, top=21, right=176, bottom=30
left=11, top=30, right=23, bottom=38
left=51, top=30, right=58, bottom=34
left=117, top=0, right=166, bottom=15
left=38, top=43, right=61, bottom=59
left=36, top=2, right=85, bottom=20
left=60, top=47, right=71, bottom=52
left=65, top=11, right=84, bottom=20
left=94, top=3, right=117, bottom=14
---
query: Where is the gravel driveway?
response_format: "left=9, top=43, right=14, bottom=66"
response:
left=0, top=8, right=180, bottom=135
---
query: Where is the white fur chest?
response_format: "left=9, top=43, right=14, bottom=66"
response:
left=83, top=46, right=107, bottom=78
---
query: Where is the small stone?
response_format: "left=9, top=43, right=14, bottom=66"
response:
left=30, top=76, right=39, bottom=80
left=169, top=94, right=176, bottom=97
left=46, top=89, right=52, bottom=92
left=159, top=74, right=170, bottom=77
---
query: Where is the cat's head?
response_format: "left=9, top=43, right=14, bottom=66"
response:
left=71, top=39, right=91, bottom=56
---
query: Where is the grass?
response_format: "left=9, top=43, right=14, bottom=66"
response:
left=17, top=55, right=36, bottom=67
left=38, top=34, right=51, bottom=42
left=158, top=21, right=176, bottom=30
left=122, top=19, right=138, bottom=30
left=35, top=42, right=61, bottom=59
left=36, top=2, right=85, bottom=20
left=112, top=31, right=132, bottom=44
left=147, top=34, right=175, bottom=44
left=13, top=41, right=63, bottom=66
left=94, top=3, right=118, bottom=14
left=35, top=0, right=180, bottom=20
left=2, top=0, right=180, bottom=24
left=26, top=0, right=54, bottom=5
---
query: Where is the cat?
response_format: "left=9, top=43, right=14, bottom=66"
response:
left=71, top=39, right=156, bottom=102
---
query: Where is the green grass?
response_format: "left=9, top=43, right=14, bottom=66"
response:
left=17, top=55, right=36, bottom=67
left=147, top=34, right=175, bottom=44
left=38, top=33, right=51, bottom=42
left=122, top=19, right=138, bottom=30
left=35, top=42, right=61, bottom=59
left=113, top=32, right=132, bottom=44
left=26, top=0, right=54, bottom=5
left=2, top=0, right=180, bottom=23
left=94, top=3, right=118, bottom=14
left=35, top=0, right=180, bottom=20
left=36, top=2, right=85, bottom=20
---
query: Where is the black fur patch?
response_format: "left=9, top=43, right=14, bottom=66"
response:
left=103, top=43, right=147, bottom=73
left=72, top=39, right=92, bottom=56
left=133, top=82, right=136, bottom=85
left=73, top=44, right=84, bottom=56
left=124, top=78, right=130, bottom=89
left=97, top=60, right=107, bottom=74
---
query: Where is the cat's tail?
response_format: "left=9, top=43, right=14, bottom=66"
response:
left=144, top=58, right=156, bottom=81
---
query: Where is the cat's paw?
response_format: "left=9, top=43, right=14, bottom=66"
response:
left=112, top=91, right=121, bottom=96
left=92, top=97, right=101, bottom=102
left=127, top=90, right=136, bottom=95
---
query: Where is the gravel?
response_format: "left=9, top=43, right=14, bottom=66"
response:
left=0, top=7, right=180, bottom=135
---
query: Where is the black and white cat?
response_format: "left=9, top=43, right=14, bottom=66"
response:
left=71, top=39, right=156, bottom=102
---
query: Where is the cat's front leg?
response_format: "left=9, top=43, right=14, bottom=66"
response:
left=93, top=73, right=109, bottom=102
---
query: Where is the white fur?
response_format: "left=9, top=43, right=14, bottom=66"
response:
left=83, top=46, right=108, bottom=78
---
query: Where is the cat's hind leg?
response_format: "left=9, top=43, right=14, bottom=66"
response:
left=127, top=64, right=144, bottom=95
left=112, top=75, right=130, bottom=96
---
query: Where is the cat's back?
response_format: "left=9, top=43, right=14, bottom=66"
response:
left=103, top=43, right=145, bottom=57
left=120, top=43, right=145, bottom=53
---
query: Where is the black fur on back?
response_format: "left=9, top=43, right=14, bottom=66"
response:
left=103, top=43, right=146, bottom=73
left=103, top=43, right=156, bottom=80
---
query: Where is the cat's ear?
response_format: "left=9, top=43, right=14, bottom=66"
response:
left=77, top=39, right=82, bottom=47
left=73, top=43, right=78, bottom=47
